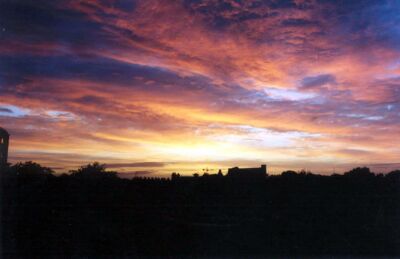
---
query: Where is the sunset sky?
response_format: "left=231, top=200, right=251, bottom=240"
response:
left=1, top=0, right=399, bottom=176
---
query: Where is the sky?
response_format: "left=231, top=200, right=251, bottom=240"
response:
left=1, top=0, right=400, bottom=177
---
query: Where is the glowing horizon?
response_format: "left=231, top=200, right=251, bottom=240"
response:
left=1, top=0, right=400, bottom=176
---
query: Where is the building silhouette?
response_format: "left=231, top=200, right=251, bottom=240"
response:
left=171, top=165, right=267, bottom=182
left=227, top=164, right=267, bottom=178
left=0, top=127, right=9, bottom=167
left=170, top=165, right=267, bottom=181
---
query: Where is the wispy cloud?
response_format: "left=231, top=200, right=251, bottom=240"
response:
left=106, top=162, right=166, bottom=168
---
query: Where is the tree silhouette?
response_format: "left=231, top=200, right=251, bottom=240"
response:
left=281, top=170, right=297, bottom=177
left=344, top=167, right=374, bottom=177
left=12, top=161, right=53, bottom=175
left=69, top=162, right=117, bottom=179
left=9, top=161, right=54, bottom=183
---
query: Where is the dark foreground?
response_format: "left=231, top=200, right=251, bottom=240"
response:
left=1, top=164, right=400, bottom=258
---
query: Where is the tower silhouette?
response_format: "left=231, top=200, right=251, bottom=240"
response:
left=0, top=127, right=9, bottom=167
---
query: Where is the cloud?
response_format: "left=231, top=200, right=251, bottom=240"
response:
left=336, top=148, right=373, bottom=156
left=1, top=0, right=400, bottom=175
left=106, top=162, right=166, bottom=168
left=281, top=18, right=318, bottom=27
left=0, top=107, right=12, bottom=113
left=301, top=74, right=336, bottom=89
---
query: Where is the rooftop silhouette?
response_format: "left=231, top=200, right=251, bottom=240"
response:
left=227, top=164, right=267, bottom=178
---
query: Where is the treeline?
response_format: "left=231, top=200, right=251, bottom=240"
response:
left=1, top=162, right=400, bottom=257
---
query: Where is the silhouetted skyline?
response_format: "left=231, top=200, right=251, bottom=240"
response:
left=2, top=161, right=400, bottom=257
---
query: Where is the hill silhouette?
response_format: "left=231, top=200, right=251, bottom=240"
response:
left=1, top=162, right=399, bottom=257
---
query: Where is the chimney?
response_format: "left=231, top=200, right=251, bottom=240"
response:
left=261, top=164, right=267, bottom=175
